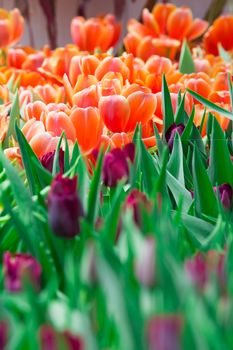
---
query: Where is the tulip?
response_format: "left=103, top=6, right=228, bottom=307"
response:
left=125, top=189, right=150, bottom=227
left=99, top=95, right=130, bottom=132
left=24, top=101, right=47, bottom=121
left=45, top=110, right=76, bottom=142
left=185, top=253, right=207, bottom=290
left=0, top=321, right=7, bottom=350
left=147, top=314, right=183, bottom=350
left=71, top=15, right=120, bottom=52
left=40, top=149, right=64, bottom=174
left=103, top=148, right=130, bottom=187
left=70, top=106, right=103, bottom=153
left=0, top=8, right=24, bottom=48
left=135, top=236, right=156, bottom=287
left=204, top=15, right=233, bottom=55
left=165, top=123, right=185, bottom=151
left=3, top=252, right=41, bottom=292
left=40, top=325, right=84, bottom=350
left=48, top=175, right=84, bottom=238
left=214, top=183, right=233, bottom=210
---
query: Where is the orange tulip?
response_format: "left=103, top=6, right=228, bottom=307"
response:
left=204, top=15, right=233, bottom=55
left=95, top=57, right=130, bottom=82
left=72, top=85, right=99, bottom=108
left=71, top=15, right=121, bottom=52
left=24, top=101, right=47, bottom=121
left=70, top=107, right=103, bottom=152
left=29, top=132, right=59, bottom=158
left=69, top=55, right=100, bottom=87
left=124, top=3, right=208, bottom=60
left=99, top=95, right=130, bottom=133
left=111, top=133, right=132, bottom=148
left=0, top=8, right=24, bottom=47
left=45, top=111, right=76, bottom=142
left=99, top=91, right=157, bottom=133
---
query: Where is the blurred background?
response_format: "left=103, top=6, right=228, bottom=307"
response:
left=1, top=0, right=232, bottom=49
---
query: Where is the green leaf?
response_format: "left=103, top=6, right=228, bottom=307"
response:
left=15, top=124, right=52, bottom=194
left=179, top=40, right=196, bottom=74
left=208, top=116, right=233, bottom=186
left=140, top=138, right=158, bottom=194
left=3, top=92, right=20, bottom=148
left=181, top=105, right=195, bottom=143
left=52, top=132, right=64, bottom=176
left=162, top=74, right=174, bottom=132
left=175, top=92, right=187, bottom=124
left=187, top=88, right=233, bottom=121
left=167, top=132, right=185, bottom=186
left=86, top=150, right=103, bottom=227
left=192, top=144, right=218, bottom=218
left=153, top=123, right=164, bottom=158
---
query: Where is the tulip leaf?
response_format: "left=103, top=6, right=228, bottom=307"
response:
left=162, top=74, right=174, bottom=132
left=140, top=138, right=158, bottom=194
left=187, top=88, right=233, bottom=121
left=167, top=132, right=185, bottom=186
left=153, top=123, right=164, bottom=158
left=87, top=149, right=103, bottom=227
left=208, top=115, right=233, bottom=186
left=192, top=144, right=218, bottom=218
left=52, top=132, right=64, bottom=176
left=181, top=105, right=195, bottom=143
left=175, top=92, right=187, bottom=124
left=15, top=124, right=52, bottom=194
left=179, top=40, right=196, bottom=74
left=3, top=92, right=20, bottom=148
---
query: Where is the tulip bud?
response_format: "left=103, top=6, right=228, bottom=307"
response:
left=147, top=314, right=183, bottom=350
left=135, top=236, right=156, bottom=287
left=39, top=325, right=83, bottom=350
left=102, top=148, right=129, bottom=187
left=123, top=142, right=135, bottom=163
left=185, top=253, right=207, bottom=290
left=40, top=149, right=64, bottom=173
left=48, top=175, right=84, bottom=238
left=125, top=189, right=150, bottom=228
left=3, top=252, right=41, bottom=292
left=213, top=183, right=233, bottom=210
left=0, top=321, right=7, bottom=350
left=165, top=123, right=185, bottom=151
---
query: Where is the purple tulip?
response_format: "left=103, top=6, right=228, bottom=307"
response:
left=213, top=183, right=233, bottom=210
left=165, top=123, right=185, bottom=151
left=103, top=148, right=129, bottom=187
left=0, top=321, right=7, bottom=350
left=185, top=253, right=207, bottom=290
left=147, top=314, right=183, bottom=350
left=125, top=189, right=151, bottom=228
left=123, top=142, right=135, bottom=163
left=48, top=175, right=84, bottom=238
left=3, top=252, right=41, bottom=292
left=40, top=149, right=64, bottom=173
left=135, top=236, right=156, bottom=287
left=40, top=325, right=84, bottom=350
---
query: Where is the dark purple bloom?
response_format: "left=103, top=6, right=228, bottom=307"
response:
left=3, top=252, right=41, bottom=292
left=185, top=253, right=207, bottom=290
left=123, top=142, right=135, bottom=163
left=40, top=149, right=64, bottom=173
left=0, top=321, right=7, bottom=350
left=165, top=123, right=185, bottom=151
left=135, top=236, right=156, bottom=287
left=103, top=148, right=129, bottom=187
left=48, top=175, right=84, bottom=238
left=39, top=325, right=83, bottom=350
left=213, top=183, right=233, bottom=210
left=125, top=189, right=151, bottom=228
left=147, top=314, right=183, bottom=350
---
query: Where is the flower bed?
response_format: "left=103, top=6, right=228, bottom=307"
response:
left=0, top=3, right=233, bottom=349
